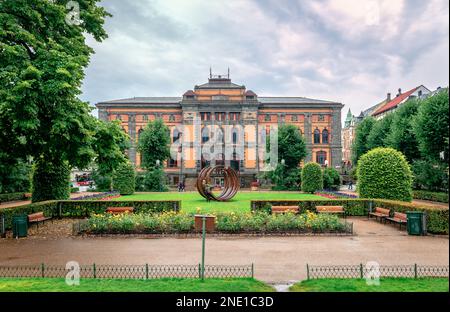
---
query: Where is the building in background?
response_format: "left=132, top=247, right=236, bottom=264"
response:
left=96, top=73, right=343, bottom=188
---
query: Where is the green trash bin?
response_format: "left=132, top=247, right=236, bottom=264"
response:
left=12, top=215, right=28, bottom=238
left=406, top=211, right=425, bottom=236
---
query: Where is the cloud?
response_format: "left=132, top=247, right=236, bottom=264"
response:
left=80, top=0, right=449, bottom=123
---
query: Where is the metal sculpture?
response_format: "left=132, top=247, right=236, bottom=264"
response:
left=196, top=166, right=240, bottom=201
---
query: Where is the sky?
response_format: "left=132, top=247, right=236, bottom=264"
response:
left=81, top=0, right=449, bottom=122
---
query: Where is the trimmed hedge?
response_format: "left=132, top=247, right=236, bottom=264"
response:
left=31, top=158, right=71, bottom=203
left=301, top=163, right=323, bottom=193
left=357, top=148, right=413, bottom=202
left=0, top=200, right=180, bottom=230
left=113, top=162, right=135, bottom=195
left=0, top=193, right=26, bottom=203
left=251, top=199, right=448, bottom=234
left=413, top=190, right=449, bottom=203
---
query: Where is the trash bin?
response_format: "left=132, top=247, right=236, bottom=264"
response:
left=12, top=215, right=28, bottom=238
left=406, top=211, right=425, bottom=236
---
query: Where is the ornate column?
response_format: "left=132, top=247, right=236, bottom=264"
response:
left=304, top=113, right=312, bottom=162
left=128, top=113, right=137, bottom=166
left=330, top=109, right=342, bottom=168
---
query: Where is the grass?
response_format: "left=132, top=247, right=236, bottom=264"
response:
left=115, top=191, right=325, bottom=213
left=290, top=278, right=449, bottom=292
left=0, top=277, right=274, bottom=292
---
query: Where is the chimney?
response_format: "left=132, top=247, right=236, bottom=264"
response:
left=397, top=88, right=402, bottom=96
left=387, top=93, right=391, bottom=101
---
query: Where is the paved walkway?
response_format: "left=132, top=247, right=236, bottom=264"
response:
left=0, top=218, right=448, bottom=283
left=0, top=193, right=100, bottom=210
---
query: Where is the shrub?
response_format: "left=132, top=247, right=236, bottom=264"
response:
left=271, top=166, right=302, bottom=191
left=413, top=191, right=449, bottom=203
left=301, top=163, right=323, bottom=193
left=112, top=162, right=135, bottom=195
left=412, top=160, right=448, bottom=192
left=0, top=193, right=26, bottom=203
left=357, top=148, right=413, bottom=202
left=70, top=187, right=80, bottom=193
left=92, top=170, right=112, bottom=192
left=135, top=168, right=168, bottom=192
left=323, top=167, right=341, bottom=191
left=31, top=158, right=71, bottom=203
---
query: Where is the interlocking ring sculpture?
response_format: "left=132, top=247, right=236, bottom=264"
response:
left=196, top=166, right=240, bottom=201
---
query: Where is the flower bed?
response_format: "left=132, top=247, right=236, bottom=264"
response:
left=81, top=211, right=350, bottom=235
left=70, top=191, right=120, bottom=201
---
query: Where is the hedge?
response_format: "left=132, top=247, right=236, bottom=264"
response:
left=250, top=199, right=448, bottom=234
left=413, top=190, right=449, bottom=203
left=113, top=162, right=135, bottom=195
left=0, top=200, right=181, bottom=230
left=301, top=162, right=323, bottom=193
left=31, top=158, right=71, bottom=203
left=0, top=193, right=26, bottom=203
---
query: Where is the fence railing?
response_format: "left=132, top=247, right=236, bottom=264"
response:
left=0, top=263, right=254, bottom=280
left=306, top=264, right=449, bottom=280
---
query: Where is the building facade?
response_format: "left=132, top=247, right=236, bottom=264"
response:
left=96, top=74, right=343, bottom=188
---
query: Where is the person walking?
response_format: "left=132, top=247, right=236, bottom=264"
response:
left=348, top=180, right=353, bottom=190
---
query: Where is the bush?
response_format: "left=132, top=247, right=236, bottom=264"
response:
left=0, top=201, right=58, bottom=230
left=135, top=168, right=168, bottom=192
left=412, top=160, right=448, bottom=192
left=0, top=193, right=26, bottom=203
left=92, top=170, right=112, bottom=192
left=112, top=162, right=135, bottom=195
left=70, top=187, right=80, bottom=193
left=323, top=168, right=341, bottom=191
left=270, top=166, right=302, bottom=191
left=31, top=158, right=71, bottom=203
left=413, top=191, right=449, bottom=203
left=357, top=148, right=413, bottom=202
left=301, top=163, right=323, bottom=193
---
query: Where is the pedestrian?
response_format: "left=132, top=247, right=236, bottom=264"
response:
left=348, top=180, right=353, bottom=190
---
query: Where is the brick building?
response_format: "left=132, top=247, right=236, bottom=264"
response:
left=96, top=74, right=343, bottom=188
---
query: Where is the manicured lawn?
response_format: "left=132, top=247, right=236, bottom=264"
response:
left=115, top=191, right=325, bottom=213
left=290, top=278, right=449, bottom=292
left=0, top=278, right=274, bottom=292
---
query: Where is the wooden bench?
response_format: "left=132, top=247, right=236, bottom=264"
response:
left=368, top=207, right=391, bottom=222
left=386, top=212, right=407, bottom=229
left=271, top=206, right=299, bottom=214
left=106, top=207, right=134, bottom=215
left=316, top=206, right=346, bottom=218
left=28, top=212, right=52, bottom=229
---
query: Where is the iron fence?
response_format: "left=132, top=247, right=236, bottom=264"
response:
left=306, top=264, right=449, bottom=280
left=0, top=263, right=254, bottom=280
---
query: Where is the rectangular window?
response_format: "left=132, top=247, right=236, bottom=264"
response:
left=215, top=112, right=226, bottom=121
left=201, top=112, right=211, bottom=121
left=230, top=112, right=241, bottom=121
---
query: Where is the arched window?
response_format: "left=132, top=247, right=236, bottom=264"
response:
left=314, top=128, right=321, bottom=144
left=259, top=129, right=266, bottom=145
left=201, top=153, right=210, bottom=169
left=215, top=127, right=224, bottom=143
left=232, top=128, right=239, bottom=144
left=316, top=151, right=327, bottom=165
left=322, top=128, right=329, bottom=144
left=231, top=151, right=240, bottom=171
left=172, top=128, right=181, bottom=143
left=169, top=114, right=175, bottom=122
left=201, top=127, right=210, bottom=143
left=138, top=128, right=144, bottom=141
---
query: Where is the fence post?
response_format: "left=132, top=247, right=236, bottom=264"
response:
left=1, top=214, right=5, bottom=238
left=306, top=264, right=310, bottom=280
left=93, top=263, right=96, bottom=279
left=251, top=263, right=254, bottom=279
left=414, top=264, right=418, bottom=279
left=146, top=263, right=149, bottom=280
left=41, top=263, right=45, bottom=278
left=360, top=263, right=364, bottom=279
left=198, top=264, right=201, bottom=279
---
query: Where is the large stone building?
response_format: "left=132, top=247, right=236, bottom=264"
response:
left=96, top=74, right=343, bottom=187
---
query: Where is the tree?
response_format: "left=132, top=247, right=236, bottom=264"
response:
left=0, top=1, right=111, bottom=200
left=367, top=114, right=394, bottom=150
left=352, top=117, right=375, bottom=165
left=357, top=148, right=412, bottom=202
left=413, top=89, right=449, bottom=162
left=323, top=167, right=341, bottom=191
left=301, top=162, right=323, bottom=193
left=277, top=124, right=307, bottom=169
left=412, top=160, right=448, bottom=192
left=138, top=118, right=171, bottom=170
left=112, top=161, right=135, bottom=195
left=91, top=120, right=130, bottom=190
left=269, top=165, right=301, bottom=191
left=386, top=99, right=421, bottom=163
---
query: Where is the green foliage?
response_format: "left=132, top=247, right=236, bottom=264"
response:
left=112, top=162, right=135, bottom=195
left=386, top=99, right=421, bottom=162
left=413, top=190, right=449, bottom=203
left=357, top=148, right=413, bottom=201
left=138, top=119, right=171, bottom=170
left=91, top=170, right=112, bottom=192
left=135, top=168, right=168, bottom=192
left=0, top=160, right=32, bottom=194
left=301, top=163, right=323, bottom=193
left=31, top=157, right=70, bottom=203
left=70, top=187, right=80, bottom=193
left=322, top=167, right=341, bottom=190
left=412, top=160, right=448, bottom=192
left=84, top=211, right=347, bottom=234
left=366, top=114, right=394, bottom=150
left=276, top=124, right=307, bottom=169
left=270, top=165, right=301, bottom=191
left=352, top=117, right=376, bottom=164
left=92, top=120, right=130, bottom=177
left=0, top=1, right=112, bottom=199
left=413, top=89, right=449, bottom=162
left=0, top=192, right=26, bottom=203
